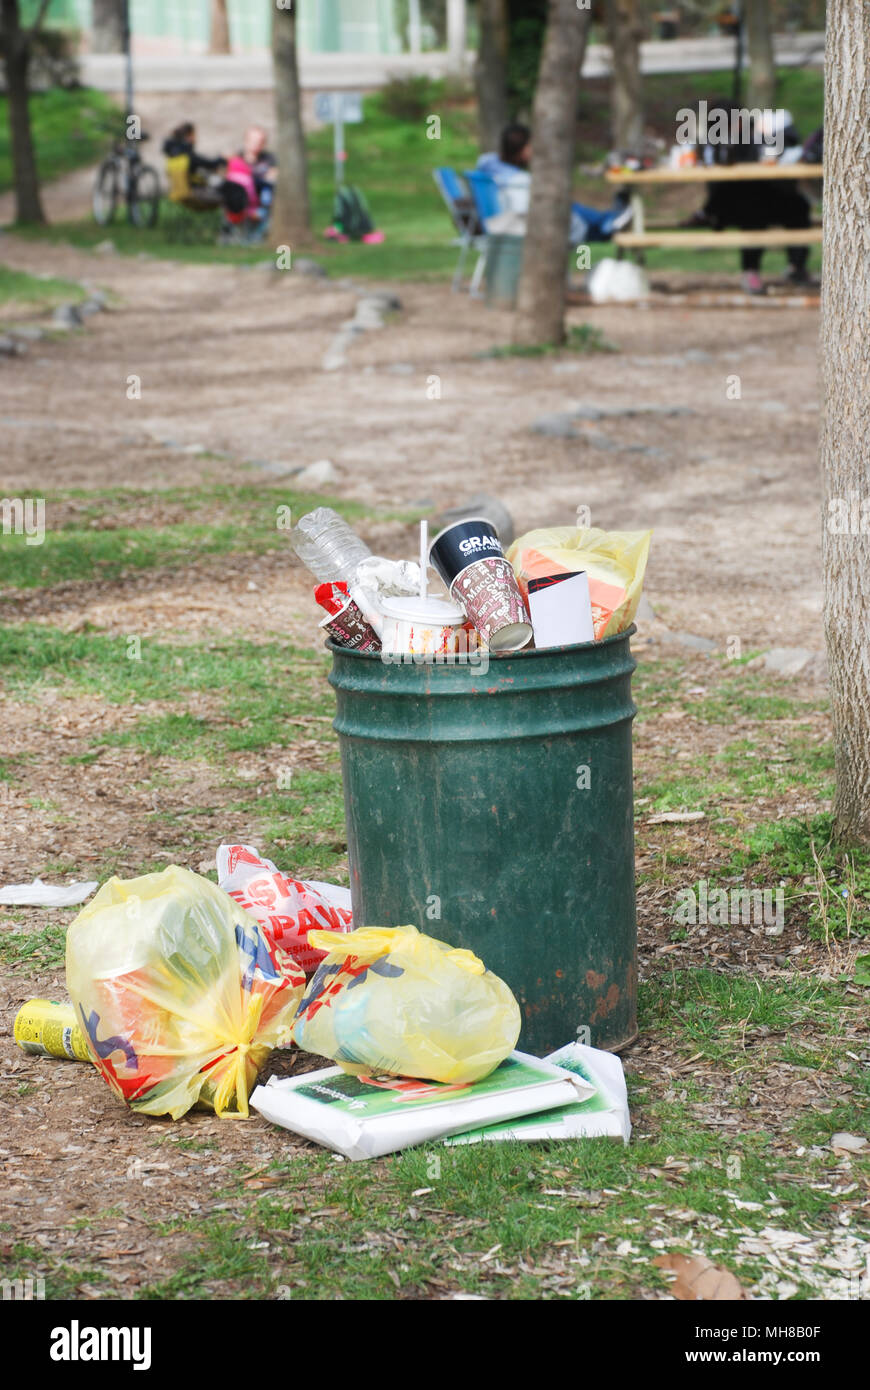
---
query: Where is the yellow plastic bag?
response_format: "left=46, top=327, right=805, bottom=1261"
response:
left=507, top=526, right=652, bottom=640
left=66, top=866, right=306, bottom=1120
left=290, top=924, right=521, bottom=1085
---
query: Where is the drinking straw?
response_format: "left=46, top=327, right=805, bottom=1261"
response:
left=419, top=520, right=428, bottom=602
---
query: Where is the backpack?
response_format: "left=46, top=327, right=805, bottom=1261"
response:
left=332, top=184, right=374, bottom=241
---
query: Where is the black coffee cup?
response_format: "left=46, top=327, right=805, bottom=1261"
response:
left=429, top=516, right=504, bottom=587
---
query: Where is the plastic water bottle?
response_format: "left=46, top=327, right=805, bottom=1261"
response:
left=289, top=508, right=372, bottom=585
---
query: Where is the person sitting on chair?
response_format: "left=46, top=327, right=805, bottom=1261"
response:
left=239, top=125, right=277, bottom=219
left=684, top=103, right=813, bottom=294
left=477, top=122, right=632, bottom=242
left=163, top=122, right=226, bottom=210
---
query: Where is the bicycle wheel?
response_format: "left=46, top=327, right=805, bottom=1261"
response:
left=93, top=159, right=119, bottom=226
left=130, top=164, right=161, bottom=229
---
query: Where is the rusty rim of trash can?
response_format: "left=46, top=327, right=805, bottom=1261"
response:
left=325, top=623, right=637, bottom=662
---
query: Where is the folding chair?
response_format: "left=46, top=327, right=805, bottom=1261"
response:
left=464, top=170, right=505, bottom=297
left=432, top=166, right=487, bottom=294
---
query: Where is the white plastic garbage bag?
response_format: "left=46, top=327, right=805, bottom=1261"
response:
left=0, top=878, right=98, bottom=907
left=588, top=257, right=649, bottom=304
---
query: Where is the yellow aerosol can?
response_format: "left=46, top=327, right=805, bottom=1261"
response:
left=13, top=999, right=90, bottom=1062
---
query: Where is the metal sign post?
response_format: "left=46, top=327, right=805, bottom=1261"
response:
left=122, top=0, right=134, bottom=125
left=314, top=92, right=364, bottom=190
left=334, top=110, right=345, bottom=185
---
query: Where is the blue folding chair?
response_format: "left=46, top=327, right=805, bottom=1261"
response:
left=432, top=166, right=487, bottom=293
left=463, top=170, right=505, bottom=297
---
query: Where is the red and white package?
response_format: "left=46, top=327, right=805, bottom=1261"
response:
left=217, top=844, right=352, bottom=973
left=314, top=582, right=350, bottom=617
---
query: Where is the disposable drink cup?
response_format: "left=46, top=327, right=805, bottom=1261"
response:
left=320, top=597, right=381, bottom=652
left=379, top=595, right=465, bottom=656
left=428, top=516, right=504, bottom=588
left=450, top=557, right=533, bottom=653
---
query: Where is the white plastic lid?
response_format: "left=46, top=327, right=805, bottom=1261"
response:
left=380, top=595, right=465, bottom=625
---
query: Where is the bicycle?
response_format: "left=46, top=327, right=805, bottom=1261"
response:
left=93, top=133, right=161, bottom=230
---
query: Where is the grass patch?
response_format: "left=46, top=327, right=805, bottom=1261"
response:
left=639, top=734, right=834, bottom=813
left=232, top=772, right=347, bottom=882
left=640, top=969, right=857, bottom=1068
left=692, top=666, right=820, bottom=724
left=0, top=484, right=376, bottom=592
left=0, top=922, right=67, bottom=971
left=728, top=814, right=870, bottom=941
left=0, top=1242, right=107, bottom=1300
left=0, top=265, right=85, bottom=315
left=481, top=323, right=619, bottom=359
left=0, top=87, right=118, bottom=197
left=0, top=624, right=335, bottom=719
left=716, top=734, right=834, bottom=800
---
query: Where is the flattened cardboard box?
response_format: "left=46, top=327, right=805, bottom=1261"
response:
left=445, top=1042, right=631, bottom=1146
left=251, top=1051, right=591, bottom=1161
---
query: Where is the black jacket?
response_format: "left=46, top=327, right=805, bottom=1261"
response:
left=162, top=136, right=224, bottom=179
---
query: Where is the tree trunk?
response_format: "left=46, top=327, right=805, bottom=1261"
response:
left=475, top=0, right=509, bottom=154
left=821, top=0, right=870, bottom=844
left=446, top=0, right=467, bottom=77
left=0, top=0, right=46, bottom=225
left=209, top=0, right=231, bottom=56
left=408, top=0, right=422, bottom=54
left=605, top=0, right=643, bottom=152
left=744, top=0, right=776, bottom=111
left=91, top=0, right=126, bottom=55
left=271, top=1, right=311, bottom=245
left=514, top=0, right=589, bottom=346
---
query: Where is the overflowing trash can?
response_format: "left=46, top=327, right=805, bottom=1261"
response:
left=329, top=628, right=638, bottom=1055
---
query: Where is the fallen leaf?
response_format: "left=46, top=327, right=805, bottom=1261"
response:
left=654, top=1252, right=749, bottom=1301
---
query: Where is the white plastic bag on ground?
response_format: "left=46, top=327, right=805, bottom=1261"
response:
left=0, top=878, right=98, bottom=907
left=588, top=257, right=649, bottom=304
left=216, top=844, right=352, bottom=973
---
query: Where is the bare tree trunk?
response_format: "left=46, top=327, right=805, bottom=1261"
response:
left=271, top=1, right=311, bottom=245
left=744, top=0, right=776, bottom=111
left=514, top=0, right=589, bottom=346
left=209, top=0, right=231, bottom=56
left=605, top=0, right=643, bottom=152
left=0, top=0, right=46, bottom=224
left=446, top=0, right=467, bottom=77
left=91, top=0, right=126, bottom=54
left=475, top=0, right=509, bottom=154
left=821, top=1, right=870, bottom=844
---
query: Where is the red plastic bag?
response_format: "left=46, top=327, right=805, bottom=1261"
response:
left=217, top=844, right=352, bottom=973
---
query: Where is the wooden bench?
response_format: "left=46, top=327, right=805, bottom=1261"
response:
left=604, top=162, right=824, bottom=260
left=615, top=227, right=822, bottom=251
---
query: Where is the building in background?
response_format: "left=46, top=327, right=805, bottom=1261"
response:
left=25, top=0, right=406, bottom=55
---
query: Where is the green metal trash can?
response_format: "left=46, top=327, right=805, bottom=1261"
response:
left=328, top=629, right=638, bottom=1055
left=484, top=233, right=525, bottom=309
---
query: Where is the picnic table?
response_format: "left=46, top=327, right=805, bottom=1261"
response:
left=603, top=162, right=824, bottom=254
